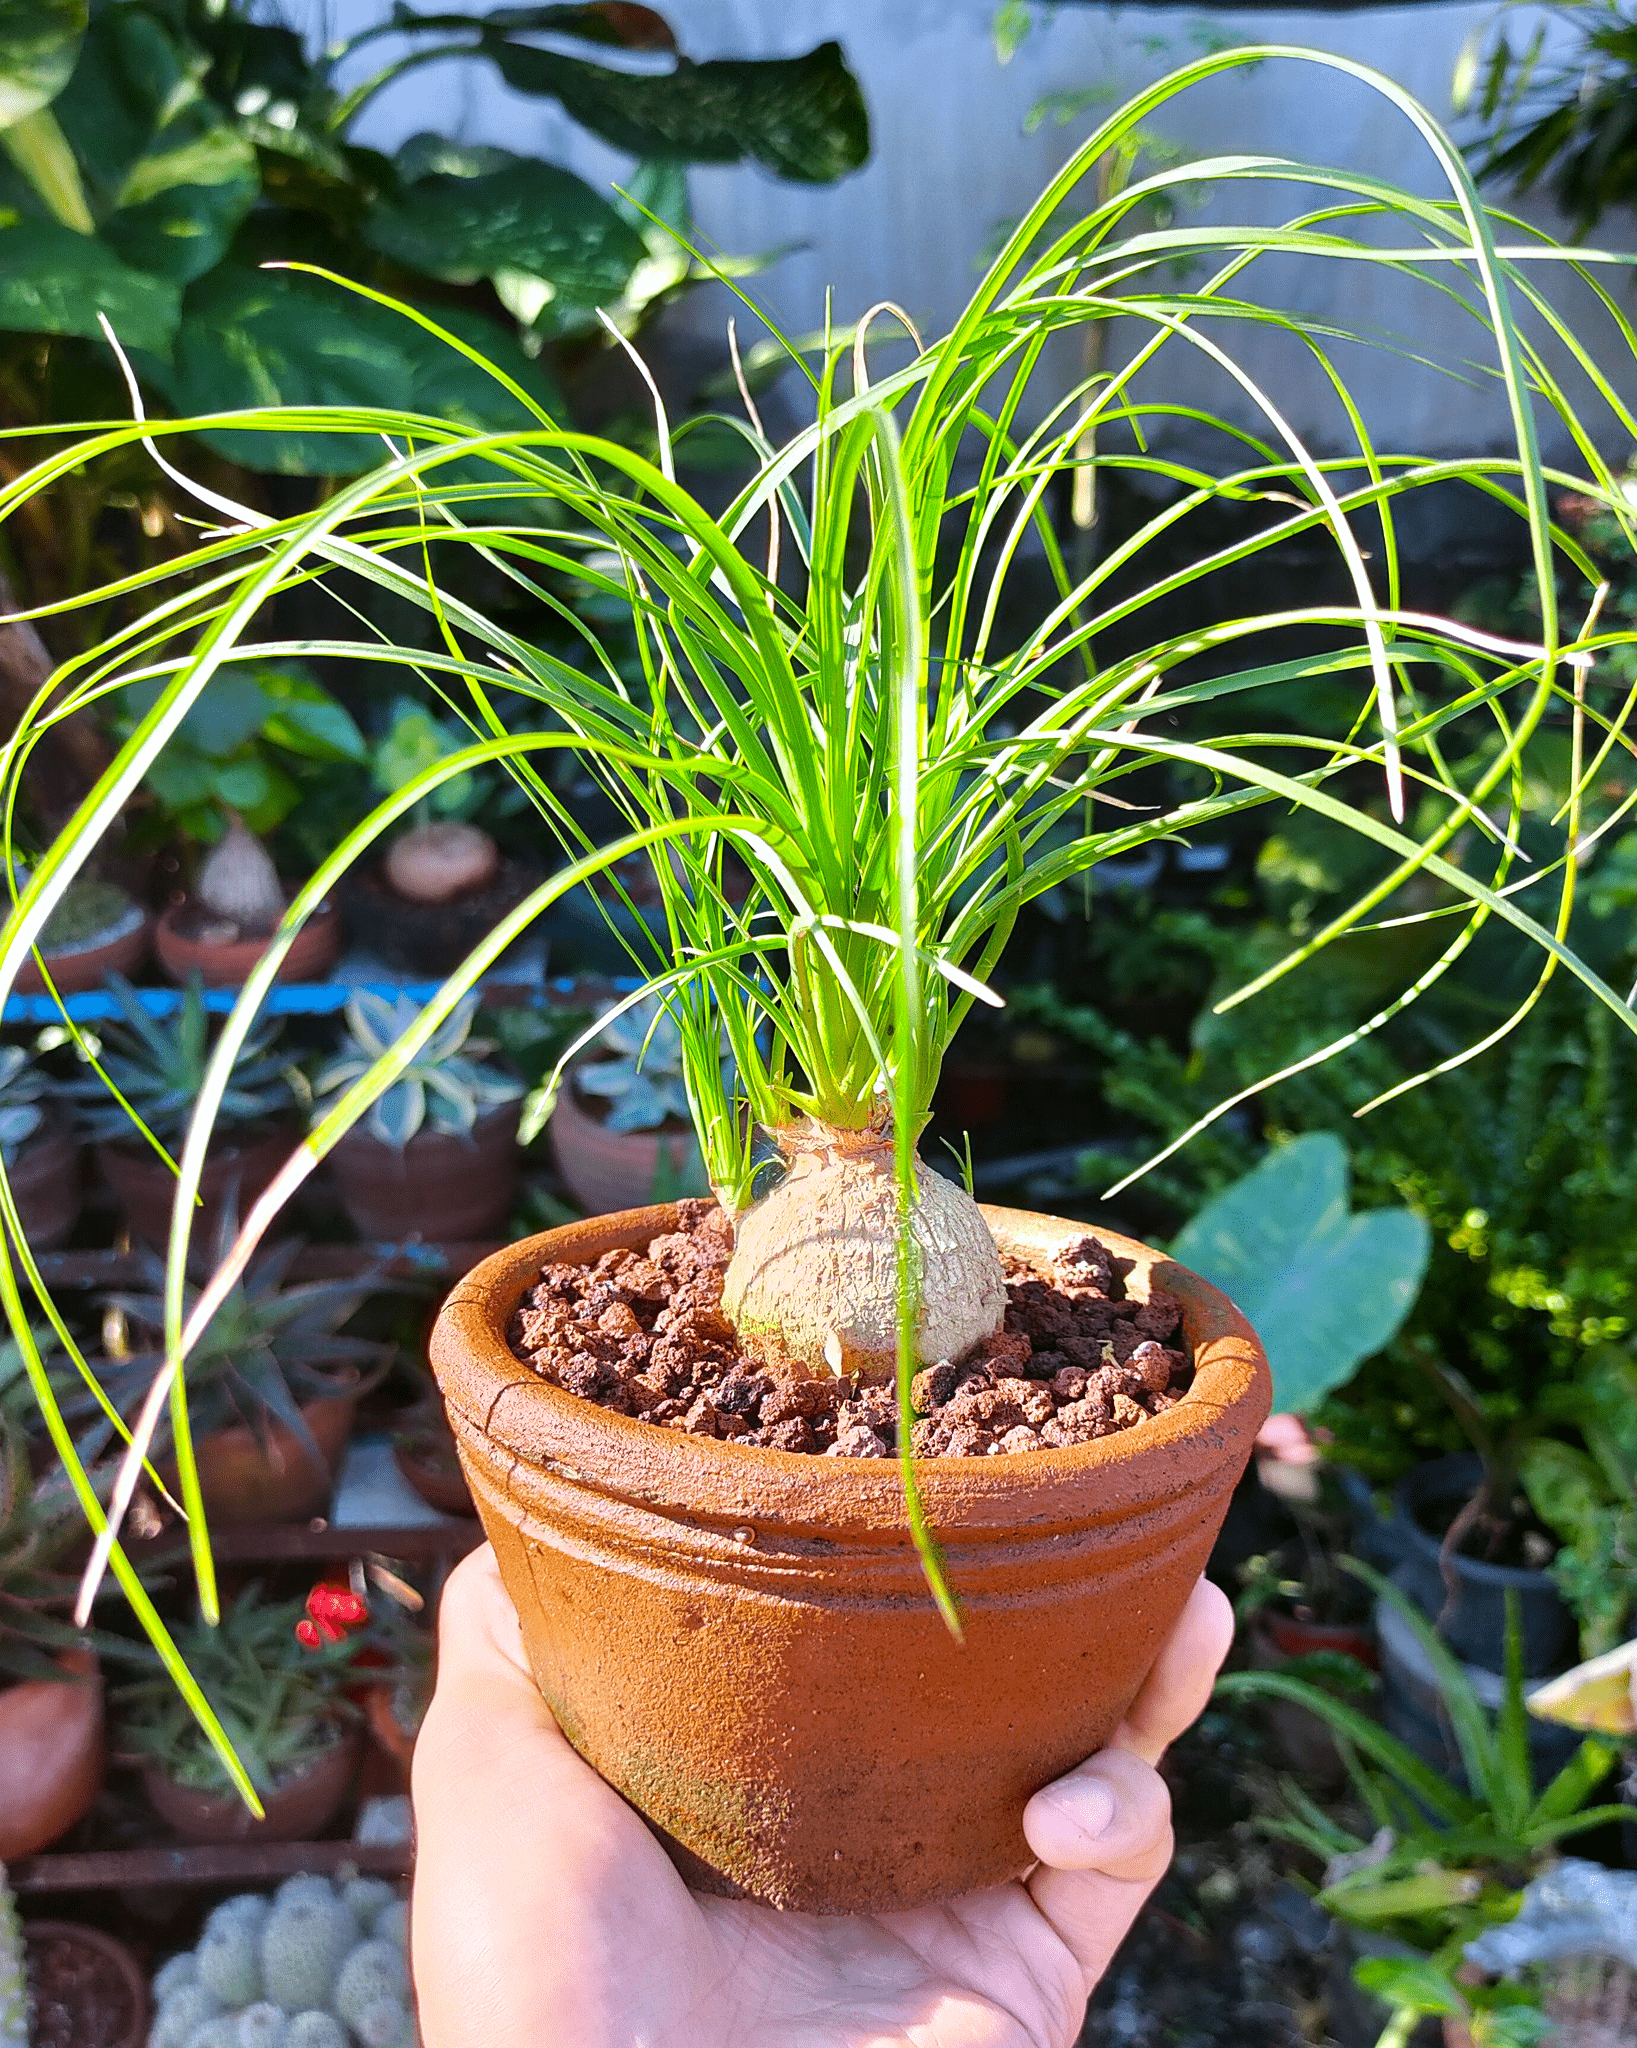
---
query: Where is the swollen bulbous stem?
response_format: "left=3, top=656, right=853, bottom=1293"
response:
left=720, top=1120, right=1007, bottom=1383
left=196, top=812, right=285, bottom=932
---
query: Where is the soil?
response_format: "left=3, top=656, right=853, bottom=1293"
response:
left=507, top=1198, right=1191, bottom=1457
left=165, top=896, right=279, bottom=944
left=1412, top=1486, right=1559, bottom=1570
left=25, top=1926, right=140, bottom=2048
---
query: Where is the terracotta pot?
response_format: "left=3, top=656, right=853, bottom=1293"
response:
left=184, top=1390, right=358, bottom=1525
left=393, top=1430, right=473, bottom=1516
left=1260, top=1609, right=1377, bottom=1667
left=95, top=1124, right=295, bottom=1252
left=330, top=1104, right=520, bottom=1243
left=0, top=1648, right=104, bottom=1859
left=548, top=1075, right=704, bottom=1215
left=8, top=1118, right=82, bottom=1250
left=431, top=1201, right=1271, bottom=1913
left=141, top=1717, right=363, bottom=1842
left=154, top=898, right=339, bottom=987
left=13, top=906, right=149, bottom=996
left=22, top=1920, right=147, bottom=2048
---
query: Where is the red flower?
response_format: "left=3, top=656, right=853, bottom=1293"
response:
left=294, top=1579, right=371, bottom=1652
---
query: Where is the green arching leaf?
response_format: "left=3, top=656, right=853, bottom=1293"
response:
left=51, top=3, right=256, bottom=284
left=363, top=145, right=645, bottom=296
left=257, top=669, right=367, bottom=764
left=489, top=37, right=869, bottom=183
left=0, top=0, right=84, bottom=130
left=0, top=107, right=92, bottom=229
left=0, top=215, right=178, bottom=346
left=1169, top=1133, right=1431, bottom=1413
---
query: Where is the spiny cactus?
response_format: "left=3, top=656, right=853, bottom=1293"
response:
left=0, top=1865, right=28, bottom=2048
left=148, top=1872, right=418, bottom=2048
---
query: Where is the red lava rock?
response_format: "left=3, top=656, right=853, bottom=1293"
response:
left=507, top=1204, right=1189, bottom=1457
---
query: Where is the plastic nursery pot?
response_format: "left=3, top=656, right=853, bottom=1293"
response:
left=329, top=1103, right=521, bottom=1243
left=13, top=904, right=150, bottom=996
left=23, top=1920, right=148, bottom=2048
left=95, top=1124, right=295, bottom=1254
left=153, top=898, right=339, bottom=987
left=1389, top=1452, right=1575, bottom=1676
left=8, top=1118, right=82, bottom=1250
left=547, top=1075, right=703, bottom=1216
left=140, top=1718, right=364, bottom=1843
left=0, top=1648, right=105, bottom=1859
left=431, top=1201, right=1271, bottom=1914
left=178, top=1390, right=359, bottom=1526
left=337, top=857, right=541, bottom=975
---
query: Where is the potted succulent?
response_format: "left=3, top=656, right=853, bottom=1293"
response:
left=0, top=1421, right=107, bottom=1861
left=63, top=976, right=298, bottom=1253
left=103, top=1223, right=388, bottom=1524
left=114, top=1587, right=365, bottom=1842
left=6, top=50, right=1632, bottom=1913
left=547, top=992, right=711, bottom=1214
left=10, top=870, right=149, bottom=997
left=313, top=991, right=524, bottom=1243
left=340, top=696, right=538, bottom=976
left=391, top=1390, right=473, bottom=1517
left=117, top=659, right=364, bottom=988
left=1, top=1864, right=148, bottom=2048
left=0, top=1044, right=81, bottom=1251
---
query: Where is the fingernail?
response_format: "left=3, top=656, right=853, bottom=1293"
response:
left=1045, top=1780, right=1116, bottom=1844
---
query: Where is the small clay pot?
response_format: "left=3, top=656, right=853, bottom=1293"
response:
left=0, top=1648, right=104, bottom=1859
left=329, top=1104, right=520, bottom=1243
left=393, top=1428, right=473, bottom=1516
left=95, top=1124, right=295, bottom=1253
left=154, top=898, right=339, bottom=987
left=548, top=1074, right=703, bottom=1215
left=23, top=1920, right=147, bottom=2048
left=364, top=1681, right=418, bottom=1785
left=431, top=1202, right=1270, bottom=1914
left=8, top=1117, right=82, bottom=1250
left=184, top=1389, right=358, bottom=1525
left=1245, top=1611, right=1376, bottom=1790
left=141, top=1717, right=363, bottom=1842
left=337, top=858, right=541, bottom=975
left=14, top=905, right=149, bottom=997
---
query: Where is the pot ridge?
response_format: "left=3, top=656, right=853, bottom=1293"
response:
left=432, top=1200, right=1270, bottom=1912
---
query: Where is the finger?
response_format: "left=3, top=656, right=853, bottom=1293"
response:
left=1109, top=1575, right=1234, bottom=1767
left=1022, top=1747, right=1172, bottom=1881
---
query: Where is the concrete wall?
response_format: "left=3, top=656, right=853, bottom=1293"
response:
left=290, top=0, right=1636, bottom=465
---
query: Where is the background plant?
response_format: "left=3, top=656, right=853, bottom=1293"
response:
left=314, top=990, right=522, bottom=1148
left=4, top=43, right=1635, bottom=1683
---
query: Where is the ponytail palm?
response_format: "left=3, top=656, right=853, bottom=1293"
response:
left=2, top=46, right=1634, bottom=1678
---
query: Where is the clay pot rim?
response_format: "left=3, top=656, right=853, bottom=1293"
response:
left=21, top=1918, right=148, bottom=2048
left=39, top=897, right=147, bottom=959
left=433, top=1200, right=1270, bottom=1527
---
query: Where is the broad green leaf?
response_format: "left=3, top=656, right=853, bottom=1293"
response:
left=490, top=37, right=869, bottom=183
left=0, top=215, right=177, bottom=346
left=1169, top=1132, right=1431, bottom=1412
left=0, top=107, right=92, bottom=228
left=258, top=672, right=367, bottom=764
left=51, top=3, right=257, bottom=283
left=1520, top=1439, right=1608, bottom=1552
left=364, top=145, right=644, bottom=296
left=0, top=0, right=84, bottom=130
left=1352, top=1957, right=1465, bottom=2015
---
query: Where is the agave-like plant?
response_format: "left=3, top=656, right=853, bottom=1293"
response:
left=0, top=47, right=1634, bottom=1706
left=312, top=990, right=523, bottom=1148
left=0, top=1049, right=47, bottom=1169
left=570, top=992, right=695, bottom=1134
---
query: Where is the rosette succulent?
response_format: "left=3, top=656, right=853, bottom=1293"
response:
left=313, top=992, right=522, bottom=1150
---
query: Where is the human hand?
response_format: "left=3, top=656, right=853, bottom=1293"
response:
left=411, top=1545, right=1233, bottom=2048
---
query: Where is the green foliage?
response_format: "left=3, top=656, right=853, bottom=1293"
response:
left=0, top=1404, right=109, bottom=1681
left=1170, top=1134, right=1430, bottom=1414
left=0, top=1042, right=45, bottom=1164
left=103, top=1218, right=386, bottom=1452
left=114, top=1587, right=361, bottom=1793
left=572, top=992, right=693, bottom=1133
left=1519, top=1349, right=1637, bottom=1655
left=1219, top=1572, right=1636, bottom=1955
left=122, top=659, right=366, bottom=841
left=313, top=991, right=521, bottom=1150
left=0, top=0, right=866, bottom=476
left=1464, top=1, right=1637, bottom=232
left=63, top=974, right=294, bottom=1147
left=1353, top=1957, right=1552, bottom=2048
left=0, top=1862, right=25, bottom=2048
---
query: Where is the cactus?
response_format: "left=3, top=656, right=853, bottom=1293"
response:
left=285, top=2018, right=347, bottom=2048
left=149, top=1874, right=417, bottom=2048
left=259, top=1888, right=357, bottom=2013
left=150, top=1982, right=225, bottom=2048
left=196, top=1915, right=264, bottom=2006
left=235, top=2004, right=289, bottom=2048
left=0, top=1866, right=28, bottom=2048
